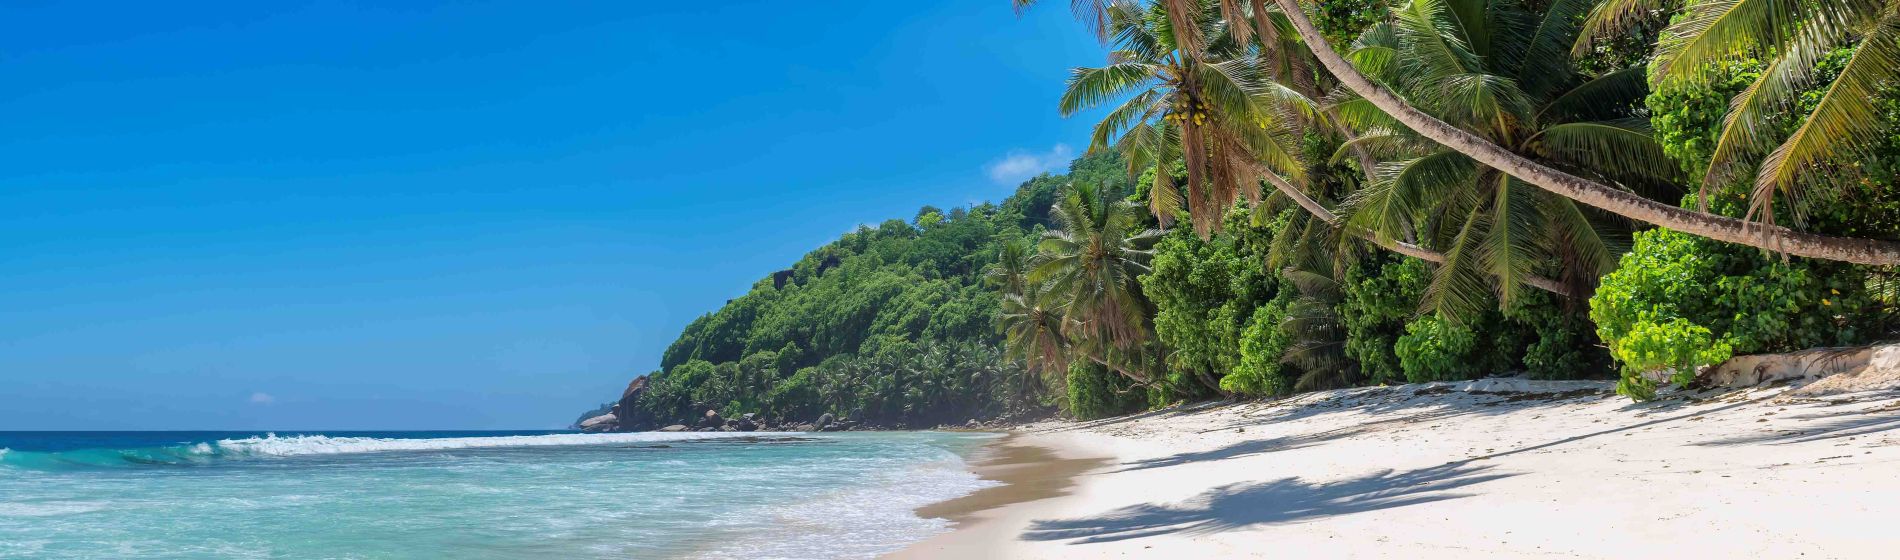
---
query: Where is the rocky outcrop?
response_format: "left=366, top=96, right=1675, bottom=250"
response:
left=606, top=377, right=651, bottom=432
left=1697, top=343, right=1900, bottom=396
left=578, top=413, right=617, bottom=432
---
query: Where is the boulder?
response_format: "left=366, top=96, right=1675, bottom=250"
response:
left=578, top=414, right=617, bottom=432
left=736, top=415, right=759, bottom=432
left=611, top=377, right=649, bottom=431
left=964, top=419, right=980, bottom=429
left=658, top=424, right=689, bottom=432
left=815, top=413, right=835, bottom=430
left=701, top=409, right=724, bottom=428
left=794, top=423, right=816, bottom=432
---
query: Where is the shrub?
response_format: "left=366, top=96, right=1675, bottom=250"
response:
left=1606, top=318, right=1733, bottom=400
left=1338, top=257, right=1430, bottom=384
left=1225, top=300, right=1295, bottom=396
left=1590, top=229, right=1875, bottom=399
left=1394, top=314, right=1481, bottom=383
left=1065, top=361, right=1144, bottom=420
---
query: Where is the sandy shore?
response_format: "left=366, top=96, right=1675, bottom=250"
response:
left=890, top=379, right=1900, bottom=558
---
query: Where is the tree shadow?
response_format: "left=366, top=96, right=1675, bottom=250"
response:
left=1021, top=464, right=1515, bottom=544
left=1694, top=409, right=1900, bottom=446
left=1216, top=384, right=1612, bottom=433
left=1110, top=436, right=1323, bottom=473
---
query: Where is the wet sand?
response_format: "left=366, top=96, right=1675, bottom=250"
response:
left=885, top=433, right=1109, bottom=558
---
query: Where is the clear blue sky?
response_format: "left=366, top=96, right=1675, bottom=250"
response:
left=0, top=1, right=1108, bottom=430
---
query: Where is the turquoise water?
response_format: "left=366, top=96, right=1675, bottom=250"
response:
left=0, top=430, right=999, bottom=559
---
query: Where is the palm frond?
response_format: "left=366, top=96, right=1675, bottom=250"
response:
left=1751, top=9, right=1900, bottom=228
left=1060, top=62, right=1163, bottom=116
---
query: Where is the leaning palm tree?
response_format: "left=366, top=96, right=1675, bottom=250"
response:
left=1031, top=182, right=1163, bottom=382
left=1059, top=0, right=1311, bottom=237
left=1331, top=0, right=1680, bottom=314
left=1257, top=0, right=1900, bottom=264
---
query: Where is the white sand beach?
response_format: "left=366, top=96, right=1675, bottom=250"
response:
left=894, top=380, right=1900, bottom=559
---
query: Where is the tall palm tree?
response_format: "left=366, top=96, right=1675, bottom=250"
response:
left=1032, top=182, right=1163, bottom=382
left=1261, top=0, right=1900, bottom=265
left=1059, top=0, right=1311, bottom=237
left=1333, top=0, right=1679, bottom=314
left=993, top=239, right=1070, bottom=391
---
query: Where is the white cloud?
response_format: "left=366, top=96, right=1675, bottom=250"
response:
left=985, top=144, right=1074, bottom=185
left=249, top=392, right=275, bottom=405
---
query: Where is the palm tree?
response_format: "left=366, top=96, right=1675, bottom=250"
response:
left=1031, top=182, right=1163, bottom=382
left=993, top=239, right=1070, bottom=392
left=1261, top=0, right=1900, bottom=265
left=1029, top=0, right=1586, bottom=298
left=1331, top=0, right=1680, bottom=314
left=1058, top=0, right=1310, bottom=237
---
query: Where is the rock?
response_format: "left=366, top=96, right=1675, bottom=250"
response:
left=735, top=415, right=759, bottom=432
left=611, top=377, right=649, bottom=432
left=578, top=414, right=618, bottom=432
left=718, top=425, right=737, bottom=432
left=794, top=423, right=816, bottom=432
left=964, top=419, right=980, bottom=428
left=701, top=409, right=724, bottom=428
left=815, top=413, right=835, bottom=430
left=658, top=424, right=688, bottom=432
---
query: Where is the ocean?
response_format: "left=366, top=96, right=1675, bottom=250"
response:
left=0, top=430, right=1000, bottom=559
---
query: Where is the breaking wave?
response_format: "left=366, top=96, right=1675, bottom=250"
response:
left=0, top=431, right=793, bottom=471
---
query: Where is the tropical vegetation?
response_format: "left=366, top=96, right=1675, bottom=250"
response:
left=610, top=0, right=1900, bottom=428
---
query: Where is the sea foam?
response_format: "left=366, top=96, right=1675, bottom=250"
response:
left=210, top=431, right=798, bottom=458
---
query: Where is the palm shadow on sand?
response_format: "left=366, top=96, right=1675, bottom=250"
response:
left=1022, top=464, right=1515, bottom=544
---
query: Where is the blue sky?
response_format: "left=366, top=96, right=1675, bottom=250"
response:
left=0, top=1, right=1108, bottom=430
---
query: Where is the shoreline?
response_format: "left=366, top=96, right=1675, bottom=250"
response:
left=887, top=430, right=1115, bottom=559
left=893, top=379, right=1900, bottom=558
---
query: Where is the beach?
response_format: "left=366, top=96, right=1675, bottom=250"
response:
left=895, top=380, right=1900, bottom=559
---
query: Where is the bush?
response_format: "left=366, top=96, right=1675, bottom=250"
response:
left=1607, top=318, right=1733, bottom=400
left=1590, top=229, right=1875, bottom=399
left=1066, top=361, right=1144, bottom=420
left=1505, top=292, right=1610, bottom=380
left=1338, top=257, right=1430, bottom=384
left=1394, top=314, right=1481, bottom=383
left=1225, top=300, right=1295, bottom=396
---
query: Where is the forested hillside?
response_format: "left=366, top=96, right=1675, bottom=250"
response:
left=608, top=154, right=1136, bottom=430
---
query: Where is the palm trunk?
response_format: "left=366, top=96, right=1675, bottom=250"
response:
left=1271, top=0, right=1900, bottom=266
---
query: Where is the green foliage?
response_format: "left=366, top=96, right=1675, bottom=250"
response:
left=1338, top=257, right=1430, bottom=385
left=1606, top=318, right=1733, bottom=400
left=1065, top=360, right=1144, bottom=420
left=1645, top=59, right=1763, bottom=178
left=1313, top=0, right=1385, bottom=49
left=626, top=154, right=1130, bottom=429
left=1141, top=205, right=1282, bottom=396
left=1394, top=314, right=1481, bottom=383
left=1505, top=292, right=1611, bottom=380
left=1590, top=229, right=1879, bottom=399
left=1225, top=297, right=1296, bottom=395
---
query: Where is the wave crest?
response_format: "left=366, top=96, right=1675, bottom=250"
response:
left=0, top=431, right=796, bottom=471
